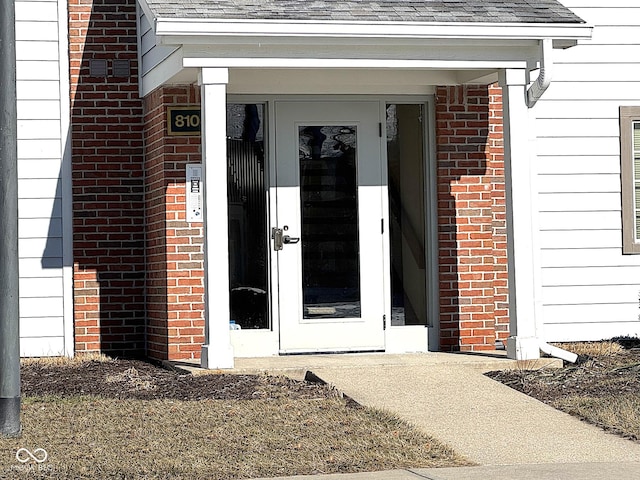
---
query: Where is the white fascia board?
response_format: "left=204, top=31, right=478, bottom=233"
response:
left=182, top=57, right=528, bottom=70
left=155, top=18, right=593, bottom=42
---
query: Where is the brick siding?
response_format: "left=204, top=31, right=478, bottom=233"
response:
left=488, top=84, right=510, bottom=344
left=68, top=0, right=509, bottom=362
left=435, top=84, right=508, bottom=351
left=70, top=0, right=146, bottom=356
left=144, top=86, right=205, bottom=361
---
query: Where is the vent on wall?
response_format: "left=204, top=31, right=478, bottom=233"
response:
left=112, top=59, right=130, bottom=77
left=89, top=59, right=107, bottom=77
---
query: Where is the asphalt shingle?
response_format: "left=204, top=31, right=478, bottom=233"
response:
left=143, top=0, right=584, bottom=24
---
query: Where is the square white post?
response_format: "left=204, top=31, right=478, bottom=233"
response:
left=199, top=68, right=234, bottom=369
left=500, top=69, right=542, bottom=360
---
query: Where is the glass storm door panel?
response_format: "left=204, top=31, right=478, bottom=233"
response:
left=226, top=103, right=269, bottom=329
left=275, top=101, right=385, bottom=353
left=386, top=104, right=428, bottom=327
left=300, top=125, right=361, bottom=319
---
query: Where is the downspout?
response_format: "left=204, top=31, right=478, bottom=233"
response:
left=539, top=341, right=578, bottom=363
left=526, top=38, right=552, bottom=108
left=525, top=38, right=578, bottom=364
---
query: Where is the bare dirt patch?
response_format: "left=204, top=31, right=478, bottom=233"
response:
left=487, top=339, right=640, bottom=442
left=20, top=358, right=333, bottom=401
left=1, top=358, right=469, bottom=479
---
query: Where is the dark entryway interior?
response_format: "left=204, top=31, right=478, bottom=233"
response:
left=227, top=104, right=269, bottom=329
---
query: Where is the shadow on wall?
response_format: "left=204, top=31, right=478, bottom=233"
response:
left=37, top=135, right=72, bottom=357
left=436, top=84, right=506, bottom=352
left=66, top=0, right=146, bottom=357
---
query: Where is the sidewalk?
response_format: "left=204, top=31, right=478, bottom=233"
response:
left=173, top=352, right=640, bottom=479
left=254, top=462, right=640, bottom=480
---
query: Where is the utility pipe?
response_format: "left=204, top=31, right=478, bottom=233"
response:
left=0, top=0, right=21, bottom=437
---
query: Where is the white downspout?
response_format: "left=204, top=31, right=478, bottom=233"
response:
left=539, top=341, right=578, bottom=363
left=527, top=38, right=553, bottom=109
left=525, top=38, right=578, bottom=363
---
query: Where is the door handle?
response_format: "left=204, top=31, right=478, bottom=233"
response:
left=272, top=228, right=299, bottom=250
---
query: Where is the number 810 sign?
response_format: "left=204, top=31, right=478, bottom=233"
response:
left=167, top=107, right=201, bottom=136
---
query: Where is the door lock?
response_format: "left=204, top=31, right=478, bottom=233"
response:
left=272, top=227, right=284, bottom=251
left=272, top=228, right=300, bottom=251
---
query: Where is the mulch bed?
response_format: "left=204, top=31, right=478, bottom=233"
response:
left=486, top=348, right=640, bottom=403
left=21, top=359, right=337, bottom=401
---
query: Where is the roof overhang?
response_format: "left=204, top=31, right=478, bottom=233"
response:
left=137, top=0, right=593, bottom=96
left=153, top=18, right=592, bottom=44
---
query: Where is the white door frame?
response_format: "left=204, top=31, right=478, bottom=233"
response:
left=227, top=95, right=439, bottom=357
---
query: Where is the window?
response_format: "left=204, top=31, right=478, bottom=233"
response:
left=386, top=104, right=428, bottom=326
left=226, top=103, right=270, bottom=328
left=621, top=107, right=640, bottom=254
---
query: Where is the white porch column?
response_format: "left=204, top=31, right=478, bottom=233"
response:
left=500, top=69, right=542, bottom=360
left=199, top=68, right=234, bottom=369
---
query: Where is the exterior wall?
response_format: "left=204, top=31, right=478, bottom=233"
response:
left=137, top=6, right=178, bottom=86
left=488, top=85, right=510, bottom=344
left=536, top=1, right=640, bottom=341
left=16, top=0, right=73, bottom=356
left=69, top=0, right=146, bottom=356
left=436, top=85, right=507, bottom=351
left=143, top=85, right=205, bottom=361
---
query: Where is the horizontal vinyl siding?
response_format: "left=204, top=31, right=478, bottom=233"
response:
left=537, top=1, right=640, bottom=341
left=15, top=0, right=68, bottom=356
left=138, top=5, right=178, bottom=80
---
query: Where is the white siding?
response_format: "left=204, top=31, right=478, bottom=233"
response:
left=15, top=0, right=72, bottom=357
left=137, top=4, right=178, bottom=85
left=537, top=1, right=640, bottom=342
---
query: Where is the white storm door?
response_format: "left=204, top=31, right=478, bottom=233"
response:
left=275, top=101, right=386, bottom=353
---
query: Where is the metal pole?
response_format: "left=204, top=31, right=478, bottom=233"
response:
left=0, top=0, right=21, bottom=437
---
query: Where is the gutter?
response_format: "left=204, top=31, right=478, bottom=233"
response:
left=526, top=38, right=552, bottom=108
left=154, top=19, right=593, bottom=41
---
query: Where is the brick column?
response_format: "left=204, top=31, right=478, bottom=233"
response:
left=488, top=84, right=510, bottom=345
left=144, top=86, right=205, bottom=361
left=435, top=84, right=507, bottom=351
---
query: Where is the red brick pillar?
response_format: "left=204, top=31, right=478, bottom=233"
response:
left=436, top=84, right=507, bottom=351
left=143, top=86, right=205, bottom=361
left=488, top=85, right=510, bottom=345
left=70, top=0, right=146, bottom=356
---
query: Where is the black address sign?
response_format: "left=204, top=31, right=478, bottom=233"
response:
left=167, top=107, right=201, bottom=136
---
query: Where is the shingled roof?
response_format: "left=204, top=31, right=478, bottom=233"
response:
left=143, top=0, right=585, bottom=24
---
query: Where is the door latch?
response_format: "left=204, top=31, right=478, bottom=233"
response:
left=272, top=227, right=300, bottom=251
left=272, top=227, right=284, bottom=251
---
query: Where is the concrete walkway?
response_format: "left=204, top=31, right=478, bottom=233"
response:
left=173, top=352, right=640, bottom=479
left=254, top=462, right=640, bottom=480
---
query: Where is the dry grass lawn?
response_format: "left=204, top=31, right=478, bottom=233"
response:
left=487, top=338, right=640, bottom=443
left=0, top=357, right=469, bottom=479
